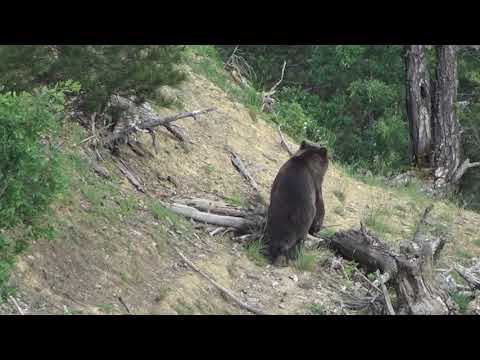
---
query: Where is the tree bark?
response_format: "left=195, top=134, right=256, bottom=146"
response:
left=405, top=45, right=433, bottom=167
left=432, top=45, right=462, bottom=188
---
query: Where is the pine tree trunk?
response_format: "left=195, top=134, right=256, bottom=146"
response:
left=432, top=45, right=461, bottom=188
left=405, top=45, right=433, bottom=167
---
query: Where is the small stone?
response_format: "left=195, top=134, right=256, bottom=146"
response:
left=289, top=275, right=298, bottom=282
left=95, top=284, right=102, bottom=289
left=278, top=304, right=286, bottom=309
left=272, top=281, right=279, bottom=287
left=241, top=289, right=248, bottom=295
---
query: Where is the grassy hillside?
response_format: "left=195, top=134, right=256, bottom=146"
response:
left=1, top=47, right=479, bottom=315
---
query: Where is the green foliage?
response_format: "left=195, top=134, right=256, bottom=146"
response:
left=245, top=239, right=268, bottom=266
left=293, top=248, right=318, bottom=272
left=343, top=260, right=359, bottom=281
left=333, top=190, right=346, bottom=204
left=0, top=233, right=16, bottom=296
left=308, top=303, right=327, bottom=315
left=224, top=194, right=247, bottom=208
left=364, top=207, right=394, bottom=237
left=0, top=84, right=77, bottom=292
left=218, top=45, right=409, bottom=176
left=0, top=45, right=186, bottom=112
left=451, top=292, right=473, bottom=314
left=148, top=201, right=182, bottom=225
left=0, top=84, right=75, bottom=233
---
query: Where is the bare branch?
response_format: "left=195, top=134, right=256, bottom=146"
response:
left=277, top=125, right=294, bottom=156
left=8, top=296, right=25, bottom=315
left=171, top=245, right=267, bottom=315
left=104, top=107, right=216, bottom=147
left=224, top=145, right=259, bottom=191
left=268, top=61, right=287, bottom=95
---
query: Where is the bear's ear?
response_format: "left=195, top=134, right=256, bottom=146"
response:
left=318, top=147, right=328, bottom=159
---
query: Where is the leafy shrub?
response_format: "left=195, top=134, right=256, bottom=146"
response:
left=0, top=83, right=75, bottom=234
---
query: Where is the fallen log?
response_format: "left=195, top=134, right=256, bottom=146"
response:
left=327, top=227, right=398, bottom=278
left=327, top=225, right=452, bottom=314
left=167, top=203, right=255, bottom=233
left=175, top=198, right=253, bottom=218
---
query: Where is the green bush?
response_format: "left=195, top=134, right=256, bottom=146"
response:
left=0, top=83, right=75, bottom=234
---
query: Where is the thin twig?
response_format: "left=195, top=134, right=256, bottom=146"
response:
left=353, top=268, right=383, bottom=295
left=8, top=296, right=25, bottom=315
left=118, top=296, right=131, bottom=314
left=277, top=125, right=294, bottom=156
left=209, top=227, right=225, bottom=236
left=171, top=245, right=267, bottom=315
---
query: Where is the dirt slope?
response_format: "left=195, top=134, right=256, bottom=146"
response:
left=2, top=68, right=480, bottom=315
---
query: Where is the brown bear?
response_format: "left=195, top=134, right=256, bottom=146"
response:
left=264, top=140, right=328, bottom=265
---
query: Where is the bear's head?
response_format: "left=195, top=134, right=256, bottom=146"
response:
left=292, top=140, right=329, bottom=179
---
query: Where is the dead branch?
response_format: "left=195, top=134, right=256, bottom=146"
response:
left=85, top=149, right=111, bottom=179
left=224, top=145, right=259, bottom=191
left=104, top=104, right=216, bottom=147
left=115, top=158, right=145, bottom=193
left=224, top=46, right=255, bottom=87
left=224, top=45, right=240, bottom=69
left=171, top=245, right=267, bottom=315
left=209, top=227, right=226, bottom=236
left=353, top=267, right=382, bottom=295
left=277, top=125, right=294, bottom=156
left=377, top=269, right=395, bottom=315
left=455, top=264, right=480, bottom=290
left=148, top=129, right=159, bottom=154
left=451, top=158, right=480, bottom=184
left=175, top=198, right=254, bottom=217
left=261, top=61, right=287, bottom=113
left=268, top=61, right=287, bottom=96
left=8, top=295, right=25, bottom=315
left=167, top=203, right=255, bottom=233
left=164, top=124, right=189, bottom=143
left=118, top=296, right=131, bottom=314
left=127, top=140, right=155, bottom=158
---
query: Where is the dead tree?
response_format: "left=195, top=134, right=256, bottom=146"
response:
left=405, top=45, right=433, bottom=167
left=405, top=45, right=480, bottom=190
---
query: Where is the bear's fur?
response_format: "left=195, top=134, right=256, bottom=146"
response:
left=264, top=140, right=328, bottom=265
